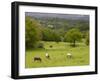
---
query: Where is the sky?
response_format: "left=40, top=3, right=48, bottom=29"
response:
left=25, top=12, right=89, bottom=21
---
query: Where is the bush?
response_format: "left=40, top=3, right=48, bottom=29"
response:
left=49, top=45, right=53, bottom=48
left=37, top=42, right=44, bottom=48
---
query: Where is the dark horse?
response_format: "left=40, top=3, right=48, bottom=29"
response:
left=33, top=56, right=42, bottom=62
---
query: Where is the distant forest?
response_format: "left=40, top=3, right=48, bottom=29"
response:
left=34, top=16, right=89, bottom=32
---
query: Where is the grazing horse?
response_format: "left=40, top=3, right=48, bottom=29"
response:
left=33, top=56, right=42, bottom=62
left=45, top=53, right=50, bottom=59
left=67, top=53, right=72, bottom=59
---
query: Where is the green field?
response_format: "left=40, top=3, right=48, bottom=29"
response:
left=25, top=42, right=89, bottom=68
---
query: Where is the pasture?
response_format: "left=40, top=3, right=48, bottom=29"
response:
left=25, top=42, right=89, bottom=68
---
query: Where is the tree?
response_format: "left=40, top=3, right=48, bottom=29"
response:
left=64, top=28, right=82, bottom=47
left=25, top=16, right=42, bottom=49
left=42, top=28, right=53, bottom=41
left=42, top=28, right=61, bottom=42
left=53, top=31, right=61, bottom=43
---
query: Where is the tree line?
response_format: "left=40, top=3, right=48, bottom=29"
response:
left=26, top=16, right=89, bottom=49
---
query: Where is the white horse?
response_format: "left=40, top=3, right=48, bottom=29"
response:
left=45, top=53, right=50, bottom=59
left=67, top=53, right=72, bottom=59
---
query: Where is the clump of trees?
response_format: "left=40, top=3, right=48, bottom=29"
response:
left=37, top=42, right=44, bottom=48
left=25, top=16, right=42, bottom=49
left=64, top=28, right=82, bottom=47
left=42, top=28, right=61, bottom=42
left=25, top=16, right=89, bottom=49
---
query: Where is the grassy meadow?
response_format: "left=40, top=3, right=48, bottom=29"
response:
left=25, top=41, right=89, bottom=68
left=25, top=12, right=89, bottom=68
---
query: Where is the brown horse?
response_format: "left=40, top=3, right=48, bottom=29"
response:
left=33, top=56, right=42, bottom=62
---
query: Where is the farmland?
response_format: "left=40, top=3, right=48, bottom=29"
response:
left=25, top=12, right=89, bottom=68
left=25, top=41, right=89, bottom=68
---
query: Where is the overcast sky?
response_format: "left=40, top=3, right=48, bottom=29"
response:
left=25, top=12, right=89, bottom=21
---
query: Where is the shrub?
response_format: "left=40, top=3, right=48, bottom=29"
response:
left=49, top=45, right=53, bottom=48
left=37, top=42, right=44, bottom=48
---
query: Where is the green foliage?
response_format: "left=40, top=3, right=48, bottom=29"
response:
left=42, top=28, right=53, bottom=41
left=25, top=16, right=42, bottom=49
left=64, top=28, right=82, bottom=47
left=42, top=28, right=61, bottom=42
left=74, top=22, right=89, bottom=32
left=36, top=17, right=89, bottom=32
left=37, top=42, right=44, bottom=48
left=53, top=31, right=61, bottom=42
left=25, top=15, right=89, bottom=49
left=85, top=32, right=89, bottom=45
